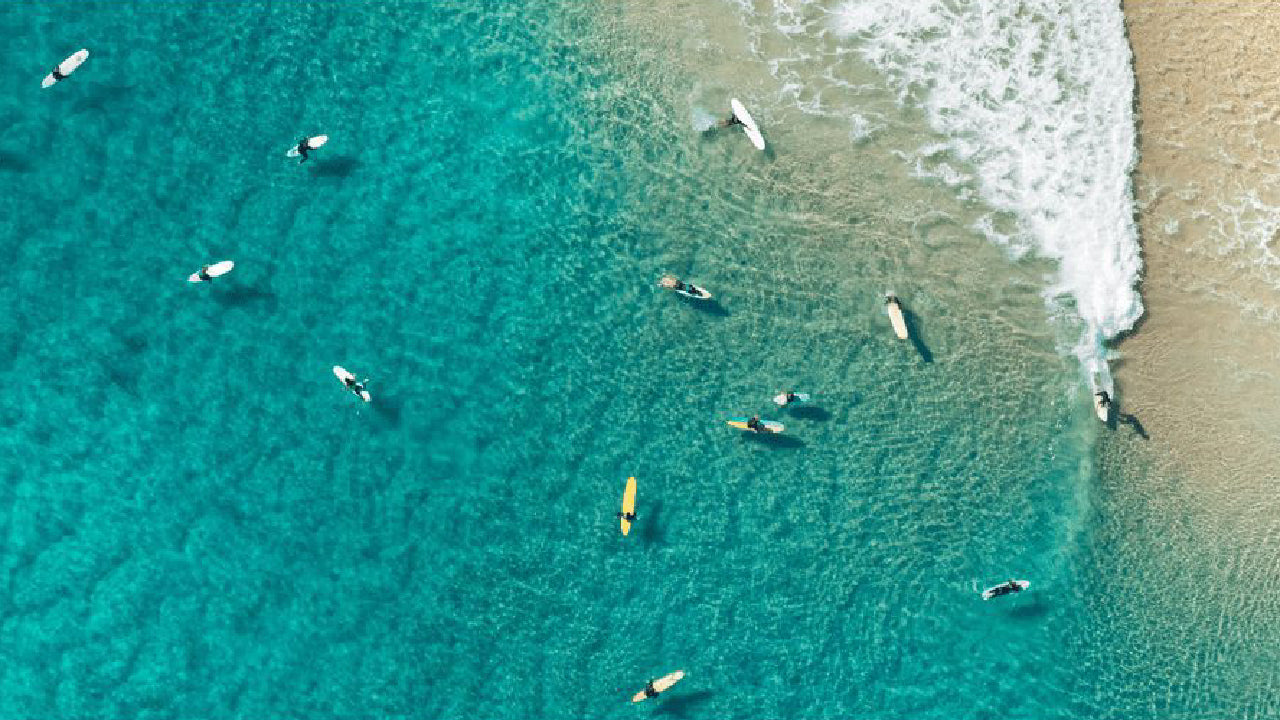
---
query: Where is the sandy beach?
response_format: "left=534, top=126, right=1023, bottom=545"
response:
left=1119, top=0, right=1280, bottom=503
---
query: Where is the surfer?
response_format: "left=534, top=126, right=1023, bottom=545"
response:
left=746, top=416, right=764, bottom=432
left=196, top=265, right=213, bottom=282
left=642, top=680, right=659, bottom=699
left=294, top=137, right=312, bottom=164
left=342, top=376, right=368, bottom=396
left=50, top=67, right=69, bottom=83
left=718, top=113, right=744, bottom=128
left=990, top=580, right=1023, bottom=598
left=616, top=511, right=637, bottom=522
left=779, top=391, right=800, bottom=406
left=1095, top=390, right=1111, bottom=408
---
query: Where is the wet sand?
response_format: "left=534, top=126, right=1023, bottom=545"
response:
left=1118, top=0, right=1280, bottom=501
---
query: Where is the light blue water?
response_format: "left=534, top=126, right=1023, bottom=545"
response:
left=0, top=2, right=1272, bottom=719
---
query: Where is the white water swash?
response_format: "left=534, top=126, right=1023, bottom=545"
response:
left=726, top=0, right=1143, bottom=392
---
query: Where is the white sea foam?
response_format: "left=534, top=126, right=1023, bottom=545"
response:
left=730, top=0, right=1144, bottom=387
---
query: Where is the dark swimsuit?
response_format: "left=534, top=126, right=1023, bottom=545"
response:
left=51, top=68, right=66, bottom=81
left=644, top=682, right=658, bottom=698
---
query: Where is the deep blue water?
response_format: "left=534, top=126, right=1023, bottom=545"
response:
left=0, top=2, right=1271, bottom=719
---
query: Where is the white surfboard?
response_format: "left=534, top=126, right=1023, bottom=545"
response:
left=287, top=134, right=329, bottom=157
left=658, top=275, right=712, bottom=300
left=42, top=49, right=89, bottom=88
left=773, top=392, right=810, bottom=407
left=188, top=260, right=235, bottom=283
left=885, top=295, right=909, bottom=340
left=631, top=670, right=685, bottom=703
left=333, top=365, right=371, bottom=402
left=1093, top=391, right=1111, bottom=422
left=730, top=98, right=765, bottom=151
left=982, top=580, right=1030, bottom=600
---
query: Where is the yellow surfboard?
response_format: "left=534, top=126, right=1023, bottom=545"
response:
left=632, top=670, right=685, bottom=703
left=620, top=476, right=637, bottom=535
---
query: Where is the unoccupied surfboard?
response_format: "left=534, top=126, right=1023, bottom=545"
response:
left=982, top=580, right=1030, bottom=600
left=885, top=295, right=909, bottom=340
left=286, top=135, right=329, bottom=157
left=773, top=392, right=810, bottom=407
left=727, top=417, right=784, bottom=434
left=620, top=476, right=637, bottom=536
left=42, top=49, right=88, bottom=88
left=188, top=260, right=235, bottom=283
left=333, top=365, right=371, bottom=402
left=631, top=670, right=685, bottom=703
left=730, top=98, right=765, bottom=151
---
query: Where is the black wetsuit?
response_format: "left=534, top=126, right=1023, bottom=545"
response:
left=989, top=581, right=1022, bottom=598
left=51, top=67, right=67, bottom=82
left=747, top=418, right=763, bottom=432
left=198, top=267, right=212, bottom=282
left=643, top=681, right=658, bottom=699
left=296, top=138, right=310, bottom=164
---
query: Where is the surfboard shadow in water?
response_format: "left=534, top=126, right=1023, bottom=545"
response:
left=679, top=295, right=729, bottom=317
left=371, top=389, right=403, bottom=427
left=654, top=690, right=714, bottom=718
left=902, top=308, right=933, bottom=363
left=640, top=499, right=665, bottom=546
left=789, top=405, right=831, bottom=422
left=72, top=84, right=134, bottom=114
left=309, top=155, right=361, bottom=179
left=1006, top=598, right=1050, bottom=621
left=0, top=150, right=34, bottom=173
left=740, top=432, right=805, bottom=450
left=213, top=284, right=278, bottom=311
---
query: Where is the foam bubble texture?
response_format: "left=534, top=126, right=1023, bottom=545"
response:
left=734, top=0, right=1145, bottom=375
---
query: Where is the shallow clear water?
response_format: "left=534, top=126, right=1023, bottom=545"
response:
left=0, top=2, right=1268, bottom=719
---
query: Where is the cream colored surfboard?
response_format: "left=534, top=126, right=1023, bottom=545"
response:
left=631, top=670, right=685, bottom=703
left=620, top=476, right=636, bottom=536
left=1093, top=392, right=1110, bottom=422
left=885, top=295, right=909, bottom=340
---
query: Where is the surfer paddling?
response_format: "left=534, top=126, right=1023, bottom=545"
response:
left=631, top=671, right=685, bottom=703
left=616, top=511, right=637, bottom=522
left=293, top=137, right=315, bottom=163
left=342, top=375, right=369, bottom=397
left=717, top=112, right=744, bottom=128
left=289, top=135, right=328, bottom=164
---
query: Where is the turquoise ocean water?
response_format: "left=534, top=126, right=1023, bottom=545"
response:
left=1, top=2, right=1275, bottom=718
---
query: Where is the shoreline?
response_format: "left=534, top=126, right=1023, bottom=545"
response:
left=1118, top=1, right=1280, bottom=500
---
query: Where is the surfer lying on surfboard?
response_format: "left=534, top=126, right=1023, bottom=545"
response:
left=616, top=511, right=637, bottom=522
left=718, top=113, right=744, bottom=128
left=342, top=375, right=369, bottom=398
left=774, top=391, right=809, bottom=407
left=290, top=135, right=328, bottom=164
